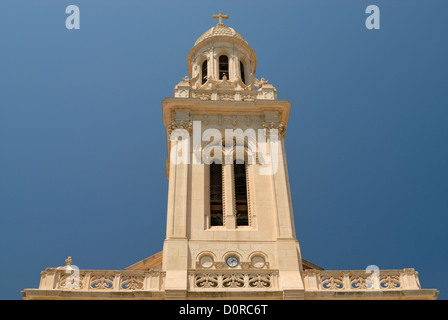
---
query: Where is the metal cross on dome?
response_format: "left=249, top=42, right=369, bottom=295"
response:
left=212, top=11, right=229, bottom=26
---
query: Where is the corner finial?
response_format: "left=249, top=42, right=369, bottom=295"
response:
left=212, top=11, right=229, bottom=26
left=65, top=256, right=72, bottom=266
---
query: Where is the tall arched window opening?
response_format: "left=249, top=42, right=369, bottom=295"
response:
left=240, top=61, right=245, bottom=84
left=219, top=55, right=229, bottom=80
left=234, top=161, right=248, bottom=226
left=210, top=163, right=223, bottom=226
left=202, top=60, right=208, bottom=85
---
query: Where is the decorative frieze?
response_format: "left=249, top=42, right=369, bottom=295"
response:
left=262, top=121, right=286, bottom=136
left=190, top=88, right=275, bottom=102
left=192, top=271, right=277, bottom=290
left=167, top=119, right=193, bottom=136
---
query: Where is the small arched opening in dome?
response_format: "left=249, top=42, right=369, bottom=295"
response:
left=240, top=61, right=245, bottom=84
left=219, top=55, right=229, bottom=80
left=202, top=60, right=208, bottom=85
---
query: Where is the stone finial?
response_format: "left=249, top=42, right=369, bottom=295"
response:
left=65, top=256, right=72, bottom=266
left=255, top=77, right=268, bottom=88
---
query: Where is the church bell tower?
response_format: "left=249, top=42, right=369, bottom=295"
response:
left=21, top=11, right=438, bottom=301
left=161, top=12, right=305, bottom=299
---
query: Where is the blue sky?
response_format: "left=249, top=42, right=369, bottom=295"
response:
left=1, top=0, right=447, bottom=300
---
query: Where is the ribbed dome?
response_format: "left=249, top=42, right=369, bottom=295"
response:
left=194, top=24, right=248, bottom=46
left=186, top=13, right=257, bottom=78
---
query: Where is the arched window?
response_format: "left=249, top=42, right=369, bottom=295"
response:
left=202, top=60, right=208, bottom=85
left=219, top=55, right=229, bottom=80
left=210, top=163, right=223, bottom=226
left=234, top=160, right=248, bottom=226
left=240, top=61, right=245, bottom=84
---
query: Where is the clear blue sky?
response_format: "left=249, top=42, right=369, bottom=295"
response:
left=1, top=0, right=447, bottom=300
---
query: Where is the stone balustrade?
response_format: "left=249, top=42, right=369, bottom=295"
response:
left=37, top=268, right=165, bottom=292
left=189, top=270, right=279, bottom=290
left=23, top=267, right=438, bottom=300
left=35, top=267, right=424, bottom=293
left=303, top=268, right=422, bottom=291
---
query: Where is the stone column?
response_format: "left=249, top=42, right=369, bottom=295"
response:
left=223, top=158, right=236, bottom=229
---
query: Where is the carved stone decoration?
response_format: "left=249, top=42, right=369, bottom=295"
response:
left=174, top=76, right=192, bottom=98
left=177, top=88, right=189, bottom=98
left=120, top=276, right=144, bottom=290
left=147, top=270, right=160, bottom=277
left=195, top=274, right=219, bottom=288
left=214, top=262, right=225, bottom=269
left=240, top=262, right=251, bottom=270
left=199, top=255, right=214, bottom=269
left=251, top=256, right=266, bottom=269
left=196, top=92, right=212, bottom=100
left=350, top=276, right=370, bottom=290
left=202, top=115, right=209, bottom=126
left=244, top=116, right=252, bottom=127
left=262, top=121, right=286, bottom=136
left=240, top=93, right=256, bottom=102
left=218, top=93, right=234, bottom=101
left=231, top=115, right=238, bottom=126
left=380, top=275, right=401, bottom=289
left=253, top=77, right=268, bottom=89
left=167, top=120, right=193, bottom=136
left=59, top=273, right=84, bottom=290
left=264, top=90, right=274, bottom=99
left=222, top=274, right=245, bottom=288
left=248, top=274, right=271, bottom=288
left=321, top=276, right=344, bottom=290
left=90, top=274, right=114, bottom=290
left=193, top=272, right=276, bottom=290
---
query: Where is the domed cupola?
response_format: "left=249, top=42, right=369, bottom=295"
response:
left=175, top=12, right=277, bottom=101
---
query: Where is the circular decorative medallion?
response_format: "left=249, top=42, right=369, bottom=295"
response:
left=200, top=255, right=214, bottom=268
left=226, top=256, right=239, bottom=268
left=251, top=256, right=265, bottom=269
left=199, top=256, right=213, bottom=268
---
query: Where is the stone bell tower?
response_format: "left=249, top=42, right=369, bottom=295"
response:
left=160, top=11, right=305, bottom=299
left=21, top=11, right=438, bottom=301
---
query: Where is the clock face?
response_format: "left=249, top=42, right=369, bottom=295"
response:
left=226, top=256, right=239, bottom=268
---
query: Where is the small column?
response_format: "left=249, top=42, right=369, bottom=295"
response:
left=113, top=273, right=122, bottom=291
left=223, top=156, right=236, bottom=229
